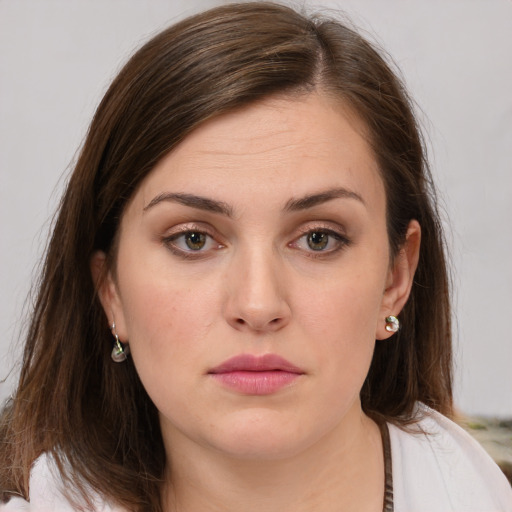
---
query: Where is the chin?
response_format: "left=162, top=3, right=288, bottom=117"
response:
left=203, top=412, right=329, bottom=461
left=214, top=434, right=311, bottom=461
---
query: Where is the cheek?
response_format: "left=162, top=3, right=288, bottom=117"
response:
left=116, top=270, right=222, bottom=425
left=114, top=251, right=222, bottom=369
left=296, top=268, right=384, bottom=344
left=293, top=265, right=385, bottom=386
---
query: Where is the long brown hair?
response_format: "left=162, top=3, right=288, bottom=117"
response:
left=1, top=3, right=452, bottom=510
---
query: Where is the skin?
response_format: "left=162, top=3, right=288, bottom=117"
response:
left=93, top=92, right=420, bottom=512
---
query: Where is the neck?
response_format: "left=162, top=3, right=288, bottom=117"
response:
left=161, top=408, right=385, bottom=512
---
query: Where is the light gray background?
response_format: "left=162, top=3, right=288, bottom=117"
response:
left=1, top=0, right=511, bottom=417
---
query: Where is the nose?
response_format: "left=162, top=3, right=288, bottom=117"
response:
left=224, top=247, right=291, bottom=333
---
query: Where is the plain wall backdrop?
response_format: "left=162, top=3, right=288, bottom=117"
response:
left=1, top=0, right=511, bottom=417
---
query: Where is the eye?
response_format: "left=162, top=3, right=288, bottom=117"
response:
left=306, top=231, right=330, bottom=251
left=183, top=232, right=207, bottom=250
left=163, top=229, right=221, bottom=255
left=291, top=228, right=349, bottom=255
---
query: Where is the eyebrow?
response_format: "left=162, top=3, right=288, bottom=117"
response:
left=284, top=187, right=366, bottom=212
left=143, top=187, right=365, bottom=217
left=143, top=192, right=233, bottom=217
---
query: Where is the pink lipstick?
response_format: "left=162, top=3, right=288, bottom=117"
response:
left=208, top=354, right=304, bottom=395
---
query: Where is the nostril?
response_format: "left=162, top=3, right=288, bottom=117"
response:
left=233, top=317, right=281, bottom=329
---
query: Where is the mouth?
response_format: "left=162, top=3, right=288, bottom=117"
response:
left=208, top=354, right=305, bottom=395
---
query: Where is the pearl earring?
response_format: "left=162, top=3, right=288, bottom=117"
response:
left=385, top=315, right=400, bottom=333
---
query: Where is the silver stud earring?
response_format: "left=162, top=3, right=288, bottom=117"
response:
left=385, top=315, right=400, bottom=333
left=111, top=321, right=129, bottom=362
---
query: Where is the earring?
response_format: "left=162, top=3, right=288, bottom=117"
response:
left=385, top=315, right=400, bottom=333
left=110, top=321, right=129, bottom=362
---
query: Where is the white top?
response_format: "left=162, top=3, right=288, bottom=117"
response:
left=2, top=406, right=511, bottom=511
left=389, top=406, right=512, bottom=511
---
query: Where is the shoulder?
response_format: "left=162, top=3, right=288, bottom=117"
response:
left=389, top=403, right=512, bottom=512
left=0, top=454, right=126, bottom=512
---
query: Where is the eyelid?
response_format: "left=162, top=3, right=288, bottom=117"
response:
left=163, top=219, right=226, bottom=238
left=293, top=220, right=348, bottom=239
left=289, top=222, right=351, bottom=256
left=161, top=223, right=225, bottom=258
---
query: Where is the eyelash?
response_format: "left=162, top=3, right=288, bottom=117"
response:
left=289, top=227, right=351, bottom=258
left=162, top=226, right=223, bottom=259
left=161, top=224, right=351, bottom=260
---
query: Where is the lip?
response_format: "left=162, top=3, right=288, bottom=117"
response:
left=208, top=354, right=305, bottom=395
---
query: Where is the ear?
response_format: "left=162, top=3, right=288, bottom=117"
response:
left=90, top=250, right=128, bottom=342
left=376, top=220, right=421, bottom=340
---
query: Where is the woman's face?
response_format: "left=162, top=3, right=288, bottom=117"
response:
left=98, top=93, right=418, bottom=460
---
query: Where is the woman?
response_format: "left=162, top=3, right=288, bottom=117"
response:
left=1, top=2, right=510, bottom=511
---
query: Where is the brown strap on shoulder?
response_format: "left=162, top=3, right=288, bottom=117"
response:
left=379, top=422, right=394, bottom=512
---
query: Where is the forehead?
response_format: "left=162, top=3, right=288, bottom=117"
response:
left=129, top=93, right=385, bottom=216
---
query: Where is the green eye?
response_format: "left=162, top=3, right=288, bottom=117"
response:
left=307, top=231, right=330, bottom=251
left=185, top=232, right=207, bottom=250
